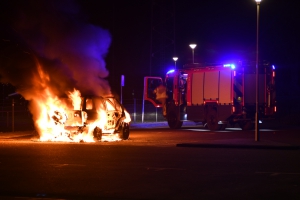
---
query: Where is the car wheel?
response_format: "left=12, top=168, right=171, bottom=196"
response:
left=118, top=123, right=130, bottom=140
left=93, top=126, right=102, bottom=141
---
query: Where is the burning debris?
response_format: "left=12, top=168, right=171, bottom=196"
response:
left=0, top=0, right=131, bottom=142
left=38, top=89, right=131, bottom=142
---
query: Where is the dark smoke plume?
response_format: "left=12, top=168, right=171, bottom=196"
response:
left=0, top=0, right=112, bottom=99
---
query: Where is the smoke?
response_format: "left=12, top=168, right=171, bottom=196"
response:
left=0, top=0, right=114, bottom=134
left=1, top=0, right=112, bottom=98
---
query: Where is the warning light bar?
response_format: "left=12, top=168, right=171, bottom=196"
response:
left=223, top=64, right=235, bottom=69
left=167, top=69, right=175, bottom=74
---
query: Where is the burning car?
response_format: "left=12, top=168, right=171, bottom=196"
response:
left=41, top=92, right=131, bottom=142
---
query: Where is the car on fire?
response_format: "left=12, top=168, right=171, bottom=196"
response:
left=52, top=95, right=130, bottom=141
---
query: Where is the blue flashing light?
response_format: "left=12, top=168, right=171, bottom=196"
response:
left=272, top=65, right=275, bottom=70
left=223, top=64, right=235, bottom=69
left=167, top=69, right=175, bottom=74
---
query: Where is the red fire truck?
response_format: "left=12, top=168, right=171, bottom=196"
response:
left=144, top=61, right=276, bottom=130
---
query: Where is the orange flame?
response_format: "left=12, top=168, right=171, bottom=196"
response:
left=28, top=60, right=131, bottom=143
left=35, top=88, right=131, bottom=142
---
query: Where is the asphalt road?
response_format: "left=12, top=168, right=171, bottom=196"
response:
left=0, top=124, right=300, bottom=199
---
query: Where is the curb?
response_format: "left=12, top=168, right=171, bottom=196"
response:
left=176, top=143, right=300, bottom=150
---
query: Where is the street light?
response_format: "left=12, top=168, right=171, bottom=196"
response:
left=189, top=44, right=197, bottom=64
left=173, top=57, right=178, bottom=69
left=255, top=0, right=261, bottom=141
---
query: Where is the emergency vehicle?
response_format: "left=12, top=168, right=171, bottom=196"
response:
left=144, top=61, right=276, bottom=130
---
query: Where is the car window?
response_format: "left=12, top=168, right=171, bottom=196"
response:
left=86, top=98, right=93, bottom=110
left=105, top=99, right=115, bottom=111
left=114, top=101, right=122, bottom=111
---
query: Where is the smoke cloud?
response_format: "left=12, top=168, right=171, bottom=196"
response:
left=0, top=0, right=114, bottom=134
left=1, top=0, right=112, bottom=98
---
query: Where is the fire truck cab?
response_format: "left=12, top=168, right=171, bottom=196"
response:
left=144, top=61, right=276, bottom=130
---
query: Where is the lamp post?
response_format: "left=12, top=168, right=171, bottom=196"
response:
left=189, top=44, right=197, bottom=64
left=255, top=0, right=261, bottom=141
left=173, top=57, right=178, bottom=69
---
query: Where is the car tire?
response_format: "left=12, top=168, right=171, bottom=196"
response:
left=118, top=123, right=130, bottom=140
left=93, top=126, right=102, bottom=141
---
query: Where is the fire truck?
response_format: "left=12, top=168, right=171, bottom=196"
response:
left=144, top=61, right=276, bottom=130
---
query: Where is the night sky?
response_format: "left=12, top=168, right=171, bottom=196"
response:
left=1, top=0, right=299, bottom=102
left=78, top=0, right=300, bottom=101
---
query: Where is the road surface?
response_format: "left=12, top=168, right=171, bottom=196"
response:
left=0, top=123, right=300, bottom=199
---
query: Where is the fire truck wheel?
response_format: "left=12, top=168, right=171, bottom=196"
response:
left=167, top=111, right=183, bottom=129
left=207, top=121, right=219, bottom=131
left=239, top=121, right=254, bottom=130
left=218, top=124, right=227, bottom=130
left=205, top=123, right=226, bottom=131
left=93, top=126, right=102, bottom=141
left=118, top=123, right=130, bottom=140
left=206, top=114, right=219, bottom=131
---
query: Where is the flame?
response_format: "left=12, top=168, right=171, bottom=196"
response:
left=36, top=89, right=131, bottom=143
left=67, top=89, right=82, bottom=110
left=37, top=89, right=91, bottom=142
left=24, top=58, right=131, bottom=143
